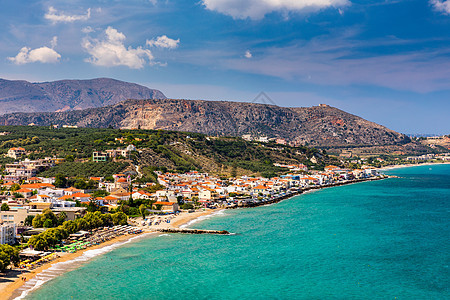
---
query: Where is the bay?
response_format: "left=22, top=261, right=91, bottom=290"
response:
left=25, top=164, right=450, bottom=299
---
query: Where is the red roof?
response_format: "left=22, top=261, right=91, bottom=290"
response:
left=253, top=185, right=268, bottom=190
left=154, top=201, right=175, bottom=206
left=71, top=192, right=91, bottom=198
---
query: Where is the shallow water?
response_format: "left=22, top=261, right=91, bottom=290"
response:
left=24, top=164, right=450, bottom=299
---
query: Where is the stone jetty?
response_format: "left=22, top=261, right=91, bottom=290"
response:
left=157, top=228, right=230, bottom=235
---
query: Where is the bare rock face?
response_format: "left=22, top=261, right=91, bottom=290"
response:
left=0, top=78, right=165, bottom=115
left=0, top=98, right=410, bottom=147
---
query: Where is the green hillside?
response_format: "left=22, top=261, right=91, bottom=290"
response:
left=0, top=126, right=339, bottom=178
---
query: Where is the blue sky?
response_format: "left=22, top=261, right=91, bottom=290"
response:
left=1, top=0, right=450, bottom=134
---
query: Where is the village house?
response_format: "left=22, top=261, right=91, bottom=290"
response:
left=153, top=201, right=179, bottom=213
left=7, top=147, right=26, bottom=159
left=92, top=151, right=108, bottom=162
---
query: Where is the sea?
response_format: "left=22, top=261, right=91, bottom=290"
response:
left=21, top=164, right=449, bottom=299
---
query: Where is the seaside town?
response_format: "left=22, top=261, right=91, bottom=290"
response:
left=0, top=143, right=390, bottom=276
left=0, top=134, right=449, bottom=298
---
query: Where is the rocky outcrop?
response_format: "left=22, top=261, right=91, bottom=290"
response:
left=0, top=98, right=410, bottom=147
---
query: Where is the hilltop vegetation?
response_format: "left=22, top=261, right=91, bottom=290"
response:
left=0, top=126, right=339, bottom=178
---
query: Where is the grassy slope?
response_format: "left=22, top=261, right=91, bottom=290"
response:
left=0, top=126, right=339, bottom=178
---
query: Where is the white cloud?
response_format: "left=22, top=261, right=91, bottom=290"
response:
left=45, top=6, right=91, bottom=23
left=8, top=47, right=61, bottom=65
left=430, top=0, right=450, bottom=14
left=50, top=36, right=58, bottom=49
left=202, top=0, right=350, bottom=19
left=146, top=35, right=180, bottom=49
left=219, top=33, right=450, bottom=93
left=82, top=26, right=154, bottom=69
left=82, top=26, right=94, bottom=34
left=245, top=50, right=252, bottom=58
left=8, top=37, right=61, bottom=65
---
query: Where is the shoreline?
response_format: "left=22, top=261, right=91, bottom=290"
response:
left=4, top=162, right=447, bottom=299
left=1, top=209, right=218, bottom=300
left=378, top=161, right=450, bottom=171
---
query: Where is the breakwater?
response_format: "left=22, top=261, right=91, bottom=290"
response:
left=228, top=175, right=387, bottom=209
left=156, top=228, right=230, bottom=235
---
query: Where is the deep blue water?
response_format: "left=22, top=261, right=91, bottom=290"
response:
left=25, top=164, right=450, bottom=299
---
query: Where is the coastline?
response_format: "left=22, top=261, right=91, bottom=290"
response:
left=378, top=161, right=450, bottom=171
left=4, top=163, right=447, bottom=299
left=1, top=209, right=218, bottom=300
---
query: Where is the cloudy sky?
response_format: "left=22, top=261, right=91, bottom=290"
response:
left=1, top=0, right=450, bottom=134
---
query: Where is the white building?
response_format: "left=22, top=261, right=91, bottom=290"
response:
left=7, top=147, right=26, bottom=159
left=0, top=223, right=16, bottom=245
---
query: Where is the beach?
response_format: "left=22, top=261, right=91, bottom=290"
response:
left=378, top=161, right=450, bottom=171
left=21, top=164, right=450, bottom=299
left=0, top=209, right=218, bottom=300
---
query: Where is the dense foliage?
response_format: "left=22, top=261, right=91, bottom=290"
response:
left=0, top=126, right=338, bottom=177
left=39, top=162, right=130, bottom=178
left=31, top=209, right=66, bottom=228
left=28, top=211, right=128, bottom=250
left=0, top=244, right=20, bottom=271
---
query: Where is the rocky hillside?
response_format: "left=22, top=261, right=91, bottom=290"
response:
left=0, top=99, right=410, bottom=147
left=0, top=78, right=165, bottom=115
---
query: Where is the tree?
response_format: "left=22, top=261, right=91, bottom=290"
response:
left=85, top=198, right=99, bottom=212
left=75, top=218, right=89, bottom=231
left=24, top=215, right=35, bottom=226
left=139, top=204, right=148, bottom=219
left=43, top=219, right=53, bottom=228
left=54, top=174, right=67, bottom=188
left=0, top=245, right=19, bottom=271
left=181, top=203, right=194, bottom=210
left=28, top=235, right=48, bottom=251
left=10, top=184, right=20, bottom=192
left=111, top=211, right=128, bottom=225
left=32, top=214, right=43, bottom=228
left=176, top=196, right=183, bottom=205
left=42, top=209, right=58, bottom=226
left=62, top=220, right=78, bottom=234
left=74, top=179, right=87, bottom=189
left=1, top=203, right=10, bottom=211
left=13, top=193, right=24, bottom=199
left=84, top=212, right=103, bottom=229
left=57, top=212, right=67, bottom=225
left=100, top=213, right=113, bottom=227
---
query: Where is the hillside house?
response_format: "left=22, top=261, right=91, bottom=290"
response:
left=7, top=147, right=26, bottom=159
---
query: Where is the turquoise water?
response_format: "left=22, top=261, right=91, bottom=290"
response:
left=25, top=165, right=449, bottom=299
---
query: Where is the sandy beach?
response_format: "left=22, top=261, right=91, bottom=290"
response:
left=0, top=208, right=218, bottom=300
left=378, top=161, right=450, bottom=171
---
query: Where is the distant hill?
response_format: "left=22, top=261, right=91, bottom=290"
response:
left=0, top=78, right=165, bottom=115
left=0, top=98, right=410, bottom=148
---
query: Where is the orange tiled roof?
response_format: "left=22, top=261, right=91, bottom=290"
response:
left=154, top=201, right=175, bottom=206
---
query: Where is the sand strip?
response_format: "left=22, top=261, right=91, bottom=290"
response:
left=1, top=209, right=218, bottom=300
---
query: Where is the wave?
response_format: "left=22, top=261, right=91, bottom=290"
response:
left=14, top=232, right=154, bottom=300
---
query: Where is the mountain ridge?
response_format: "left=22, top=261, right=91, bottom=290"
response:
left=0, top=77, right=165, bottom=115
left=0, top=98, right=410, bottom=148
